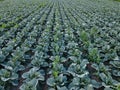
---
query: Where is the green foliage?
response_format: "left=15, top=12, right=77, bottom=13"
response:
left=22, top=67, right=44, bottom=81
left=116, top=84, right=120, bottom=90
left=88, top=48, right=101, bottom=63
left=113, top=0, right=120, bottom=2
left=1, top=24, right=7, bottom=28
left=20, top=79, right=38, bottom=90
left=0, top=0, right=119, bottom=89
left=0, top=0, right=4, bottom=1
left=20, top=67, right=44, bottom=90
left=80, top=31, right=89, bottom=42
left=52, top=56, right=60, bottom=78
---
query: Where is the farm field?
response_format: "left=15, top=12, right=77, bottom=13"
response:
left=0, top=0, right=120, bottom=90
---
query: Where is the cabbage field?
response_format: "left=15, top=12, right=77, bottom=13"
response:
left=0, top=0, right=120, bottom=90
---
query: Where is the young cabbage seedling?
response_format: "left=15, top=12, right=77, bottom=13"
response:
left=52, top=56, right=60, bottom=78
left=88, top=48, right=101, bottom=64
